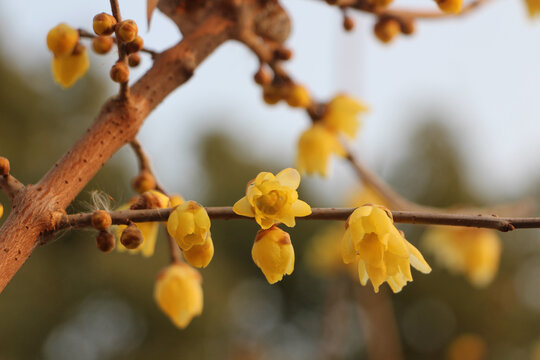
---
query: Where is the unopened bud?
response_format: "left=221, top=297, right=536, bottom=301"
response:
left=274, top=48, right=292, bottom=61
left=132, top=170, right=156, bottom=193
left=374, top=18, right=401, bottom=44
left=263, top=85, right=282, bottom=105
left=285, top=85, right=311, bottom=108
left=47, top=23, right=79, bottom=57
left=254, top=67, right=272, bottom=85
left=120, top=223, right=143, bottom=249
left=93, top=13, right=117, bottom=36
left=117, top=20, right=138, bottom=43
left=92, top=36, right=114, bottom=54
left=400, top=20, right=415, bottom=35
left=96, top=230, right=115, bottom=252
left=0, top=157, right=10, bottom=176
left=343, top=16, right=355, bottom=31
left=110, top=61, right=129, bottom=83
left=128, top=53, right=141, bottom=67
left=125, top=36, right=143, bottom=54
left=91, top=210, right=112, bottom=230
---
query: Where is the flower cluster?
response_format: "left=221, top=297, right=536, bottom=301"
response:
left=46, top=24, right=89, bottom=88
left=234, top=168, right=311, bottom=284
left=342, top=205, right=431, bottom=293
left=297, top=95, right=367, bottom=177
left=422, top=226, right=501, bottom=287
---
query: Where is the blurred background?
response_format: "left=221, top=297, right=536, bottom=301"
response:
left=1, top=0, right=540, bottom=359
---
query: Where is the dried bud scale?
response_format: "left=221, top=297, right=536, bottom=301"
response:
left=120, top=223, right=143, bottom=249
left=91, top=210, right=112, bottom=230
left=117, top=20, right=138, bottom=43
left=96, top=230, right=115, bottom=252
left=110, top=61, right=129, bottom=83
left=92, top=36, right=114, bottom=54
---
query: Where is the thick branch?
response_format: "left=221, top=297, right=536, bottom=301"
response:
left=0, top=15, right=234, bottom=293
left=56, top=206, right=540, bottom=232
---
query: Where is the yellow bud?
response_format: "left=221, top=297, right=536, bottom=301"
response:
left=167, top=200, right=211, bottom=250
left=154, top=263, right=203, bottom=329
left=183, top=236, right=214, bottom=268
left=47, top=23, right=79, bottom=57
left=51, top=45, right=89, bottom=88
left=93, top=13, right=117, bottom=36
left=0, top=157, right=10, bottom=176
left=125, top=36, right=144, bottom=54
left=96, top=230, right=115, bottom=252
left=368, top=0, right=394, bottom=7
left=169, top=195, right=185, bottom=208
left=0, top=204, right=3, bottom=219
left=128, top=53, right=141, bottom=67
left=110, top=61, right=129, bottom=83
left=117, top=20, right=138, bottom=43
left=374, top=18, right=401, bottom=44
left=286, top=85, right=311, bottom=108
left=132, top=170, right=156, bottom=193
left=91, top=210, right=112, bottom=230
left=92, top=36, right=114, bottom=54
left=120, top=223, right=143, bottom=249
left=434, top=0, right=463, bottom=14
left=252, top=226, right=295, bottom=284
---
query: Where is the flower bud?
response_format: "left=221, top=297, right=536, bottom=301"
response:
left=120, top=223, right=143, bottom=249
left=434, top=0, right=463, bottom=14
left=167, top=201, right=211, bottom=250
left=285, top=85, right=311, bottom=108
left=343, top=16, right=355, bottom=31
left=91, top=210, right=112, bottom=230
left=125, top=36, right=143, bottom=54
left=0, top=204, right=4, bottom=219
left=183, top=237, right=214, bottom=268
left=110, top=61, right=129, bottom=83
left=96, top=230, right=115, bottom=252
left=252, top=226, right=295, bottom=284
left=128, top=53, right=141, bottom=67
left=92, top=36, right=114, bottom=54
left=374, top=18, right=401, bottom=44
left=169, top=194, right=185, bottom=208
left=400, top=20, right=415, bottom=35
left=132, top=170, right=156, bottom=193
left=93, top=13, right=117, bottom=36
left=117, top=20, right=138, bottom=43
left=263, top=85, right=282, bottom=105
left=0, top=157, right=10, bottom=176
left=254, top=67, right=272, bottom=86
left=141, top=190, right=169, bottom=209
left=47, top=23, right=79, bottom=57
left=274, top=47, right=292, bottom=61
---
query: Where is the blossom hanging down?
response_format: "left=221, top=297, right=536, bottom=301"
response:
left=422, top=226, right=501, bottom=287
left=252, top=226, right=295, bottom=284
left=342, top=205, right=431, bottom=293
left=297, top=124, right=345, bottom=177
left=154, top=263, right=203, bottom=329
left=321, top=94, right=368, bottom=139
left=233, top=168, right=311, bottom=229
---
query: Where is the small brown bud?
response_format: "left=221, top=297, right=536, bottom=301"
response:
left=96, top=230, right=115, bottom=252
left=110, top=61, right=129, bottom=83
left=254, top=67, right=272, bottom=86
left=132, top=170, right=156, bottom=193
left=274, top=47, right=292, bottom=61
left=262, top=85, right=282, bottom=105
left=91, top=210, right=112, bottom=230
left=120, top=223, right=143, bottom=249
left=0, top=157, right=10, bottom=176
left=399, top=20, right=415, bottom=35
left=117, top=20, right=138, bottom=43
left=374, top=18, right=401, bottom=44
left=343, top=16, right=355, bottom=32
left=93, top=13, right=117, bottom=36
left=128, top=53, right=141, bottom=67
left=125, top=36, right=143, bottom=54
left=92, top=36, right=114, bottom=54
left=71, top=43, right=86, bottom=56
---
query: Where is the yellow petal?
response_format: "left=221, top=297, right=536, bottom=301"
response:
left=406, top=240, right=432, bottom=274
left=276, top=168, right=301, bottom=189
left=51, top=48, right=89, bottom=88
left=233, top=196, right=255, bottom=217
left=291, top=200, right=312, bottom=217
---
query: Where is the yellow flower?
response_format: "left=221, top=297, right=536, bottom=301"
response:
left=322, top=94, right=368, bottom=139
left=525, top=0, right=540, bottom=17
left=434, top=0, right=463, bottom=14
left=51, top=45, right=89, bottom=88
left=116, top=191, right=169, bottom=257
left=252, top=226, right=295, bottom=284
left=154, top=263, right=203, bottom=329
left=342, top=205, right=431, bottom=293
left=167, top=200, right=211, bottom=251
left=422, top=226, right=501, bottom=287
left=183, top=236, right=214, bottom=268
left=47, top=23, right=79, bottom=58
left=296, top=124, right=345, bottom=177
left=285, top=85, right=311, bottom=108
left=233, top=168, right=311, bottom=229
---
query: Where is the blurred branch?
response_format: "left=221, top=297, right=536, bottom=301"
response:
left=129, top=139, right=167, bottom=194
left=56, top=206, right=540, bottom=232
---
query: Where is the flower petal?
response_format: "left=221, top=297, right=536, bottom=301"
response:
left=276, top=168, right=301, bottom=189
left=233, top=196, right=255, bottom=217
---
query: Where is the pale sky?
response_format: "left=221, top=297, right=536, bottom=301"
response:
left=1, top=0, right=539, bottom=204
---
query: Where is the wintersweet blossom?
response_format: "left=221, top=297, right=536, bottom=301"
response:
left=342, top=205, right=431, bottom=293
left=297, top=124, right=345, bottom=177
left=422, top=226, right=501, bottom=287
left=154, top=263, right=203, bottom=329
left=526, top=0, right=540, bottom=17
left=233, top=168, right=311, bottom=229
left=167, top=200, right=211, bottom=251
left=322, top=94, right=368, bottom=139
left=252, top=226, right=295, bottom=284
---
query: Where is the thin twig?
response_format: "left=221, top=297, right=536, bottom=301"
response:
left=167, top=233, right=183, bottom=263
left=78, top=29, right=158, bottom=58
left=129, top=139, right=167, bottom=195
left=56, top=206, right=540, bottom=233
